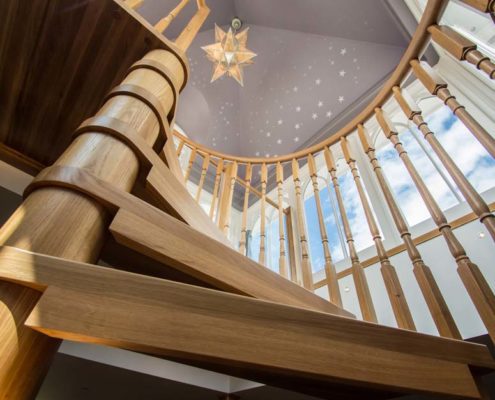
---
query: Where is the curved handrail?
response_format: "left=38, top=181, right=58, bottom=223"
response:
left=173, top=0, right=446, bottom=164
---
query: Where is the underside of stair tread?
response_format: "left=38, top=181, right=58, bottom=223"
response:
left=0, top=245, right=493, bottom=399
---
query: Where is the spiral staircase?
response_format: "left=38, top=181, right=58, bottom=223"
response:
left=0, top=0, right=495, bottom=399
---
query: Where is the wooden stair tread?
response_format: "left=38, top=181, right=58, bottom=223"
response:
left=0, top=246, right=492, bottom=399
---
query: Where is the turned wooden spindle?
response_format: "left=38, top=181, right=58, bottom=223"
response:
left=324, top=146, right=377, bottom=322
left=174, top=0, right=210, bottom=51
left=239, top=163, right=252, bottom=255
left=291, top=158, right=313, bottom=290
left=376, top=107, right=495, bottom=341
left=458, top=0, right=495, bottom=13
left=393, top=86, right=495, bottom=241
left=125, top=0, right=144, bottom=10
left=0, top=47, right=186, bottom=398
left=341, top=137, right=415, bottom=330
left=410, top=60, right=495, bottom=158
left=209, top=158, right=223, bottom=220
left=357, top=124, right=461, bottom=338
left=155, top=0, right=190, bottom=33
left=195, top=153, right=210, bottom=202
left=429, top=25, right=495, bottom=79
left=259, top=163, right=268, bottom=265
left=183, top=147, right=197, bottom=182
left=218, top=161, right=238, bottom=235
left=307, top=154, right=342, bottom=307
left=176, top=139, right=185, bottom=158
left=276, top=162, right=288, bottom=278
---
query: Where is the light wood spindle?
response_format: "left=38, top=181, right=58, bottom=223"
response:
left=410, top=60, right=495, bottom=158
left=125, top=0, right=144, bottom=9
left=155, top=0, right=190, bottom=33
left=376, top=107, right=495, bottom=341
left=209, top=159, right=223, bottom=220
left=324, top=147, right=377, bottom=322
left=276, top=162, right=288, bottom=278
left=393, top=86, right=495, bottom=241
left=239, top=164, right=252, bottom=255
left=341, top=137, right=415, bottom=329
left=218, top=161, right=238, bottom=236
left=174, top=0, right=210, bottom=51
left=308, top=154, right=342, bottom=307
left=259, top=163, right=268, bottom=265
left=357, top=124, right=461, bottom=338
left=291, top=158, right=313, bottom=290
left=429, top=25, right=495, bottom=79
left=195, top=153, right=210, bottom=202
left=184, top=147, right=197, bottom=182
left=176, top=140, right=185, bottom=157
left=285, top=208, right=300, bottom=285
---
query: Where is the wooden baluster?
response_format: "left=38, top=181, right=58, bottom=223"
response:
left=276, top=162, right=288, bottom=278
left=410, top=60, right=495, bottom=158
left=239, top=163, right=252, bottom=255
left=218, top=161, right=238, bottom=235
left=324, top=147, right=377, bottom=322
left=393, top=86, right=495, bottom=241
left=155, top=0, right=190, bottom=33
left=259, top=163, right=268, bottom=265
left=358, top=124, right=461, bottom=338
left=184, top=147, right=197, bottom=183
left=195, top=153, right=210, bottom=203
left=285, top=208, right=300, bottom=285
left=209, top=159, right=223, bottom=220
left=429, top=25, right=495, bottom=79
left=176, top=140, right=185, bottom=158
left=125, top=0, right=144, bottom=9
left=308, top=154, right=342, bottom=307
left=457, top=0, right=494, bottom=13
left=341, top=137, right=415, bottom=329
left=291, top=158, right=313, bottom=290
left=175, top=0, right=210, bottom=51
left=376, top=107, right=495, bottom=341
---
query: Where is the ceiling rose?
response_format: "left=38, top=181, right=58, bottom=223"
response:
left=201, top=21, right=256, bottom=87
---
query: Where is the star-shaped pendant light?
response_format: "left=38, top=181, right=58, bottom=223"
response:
left=201, top=21, right=256, bottom=87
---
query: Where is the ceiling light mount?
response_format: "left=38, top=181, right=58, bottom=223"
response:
left=231, top=17, right=242, bottom=31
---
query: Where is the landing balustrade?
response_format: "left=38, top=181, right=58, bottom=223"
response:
left=172, top=0, right=495, bottom=342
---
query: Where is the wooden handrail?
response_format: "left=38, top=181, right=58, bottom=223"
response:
left=171, top=0, right=446, bottom=164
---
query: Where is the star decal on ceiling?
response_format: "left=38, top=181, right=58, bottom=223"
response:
left=202, top=25, right=257, bottom=86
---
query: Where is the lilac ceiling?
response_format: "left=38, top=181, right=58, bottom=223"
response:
left=138, top=0, right=412, bottom=157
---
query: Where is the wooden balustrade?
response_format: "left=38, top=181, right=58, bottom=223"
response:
left=155, top=0, right=190, bottom=33
left=340, top=137, right=415, bottom=330
left=411, top=60, right=495, bottom=158
left=183, top=147, right=197, bottom=182
left=218, top=161, right=238, bottom=235
left=357, top=125, right=461, bottom=338
left=125, top=0, right=144, bottom=10
left=276, top=162, right=289, bottom=278
left=292, top=159, right=313, bottom=290
left=259, top=164, right=268, bottom=265
left=458, top=0, right=495, bottom=13
left=195, top=153, right=210, bottom=202
left=324, top=147, right=377, bottom=322
left=376, top=107, right=495, bottom=341
left=429, top=25, right=495, bottom=79
left=307, top=154, right=342, bottom=307
left=393, top=86, right=495, bottom=241
left=239, top=164, right=252, bottom=255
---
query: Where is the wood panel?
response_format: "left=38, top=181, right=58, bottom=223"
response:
left=0, top=246, right=493, bottom=399
left=110, top=209, right=353, bottom=317
left=0, top=0, right=188, bottom=166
